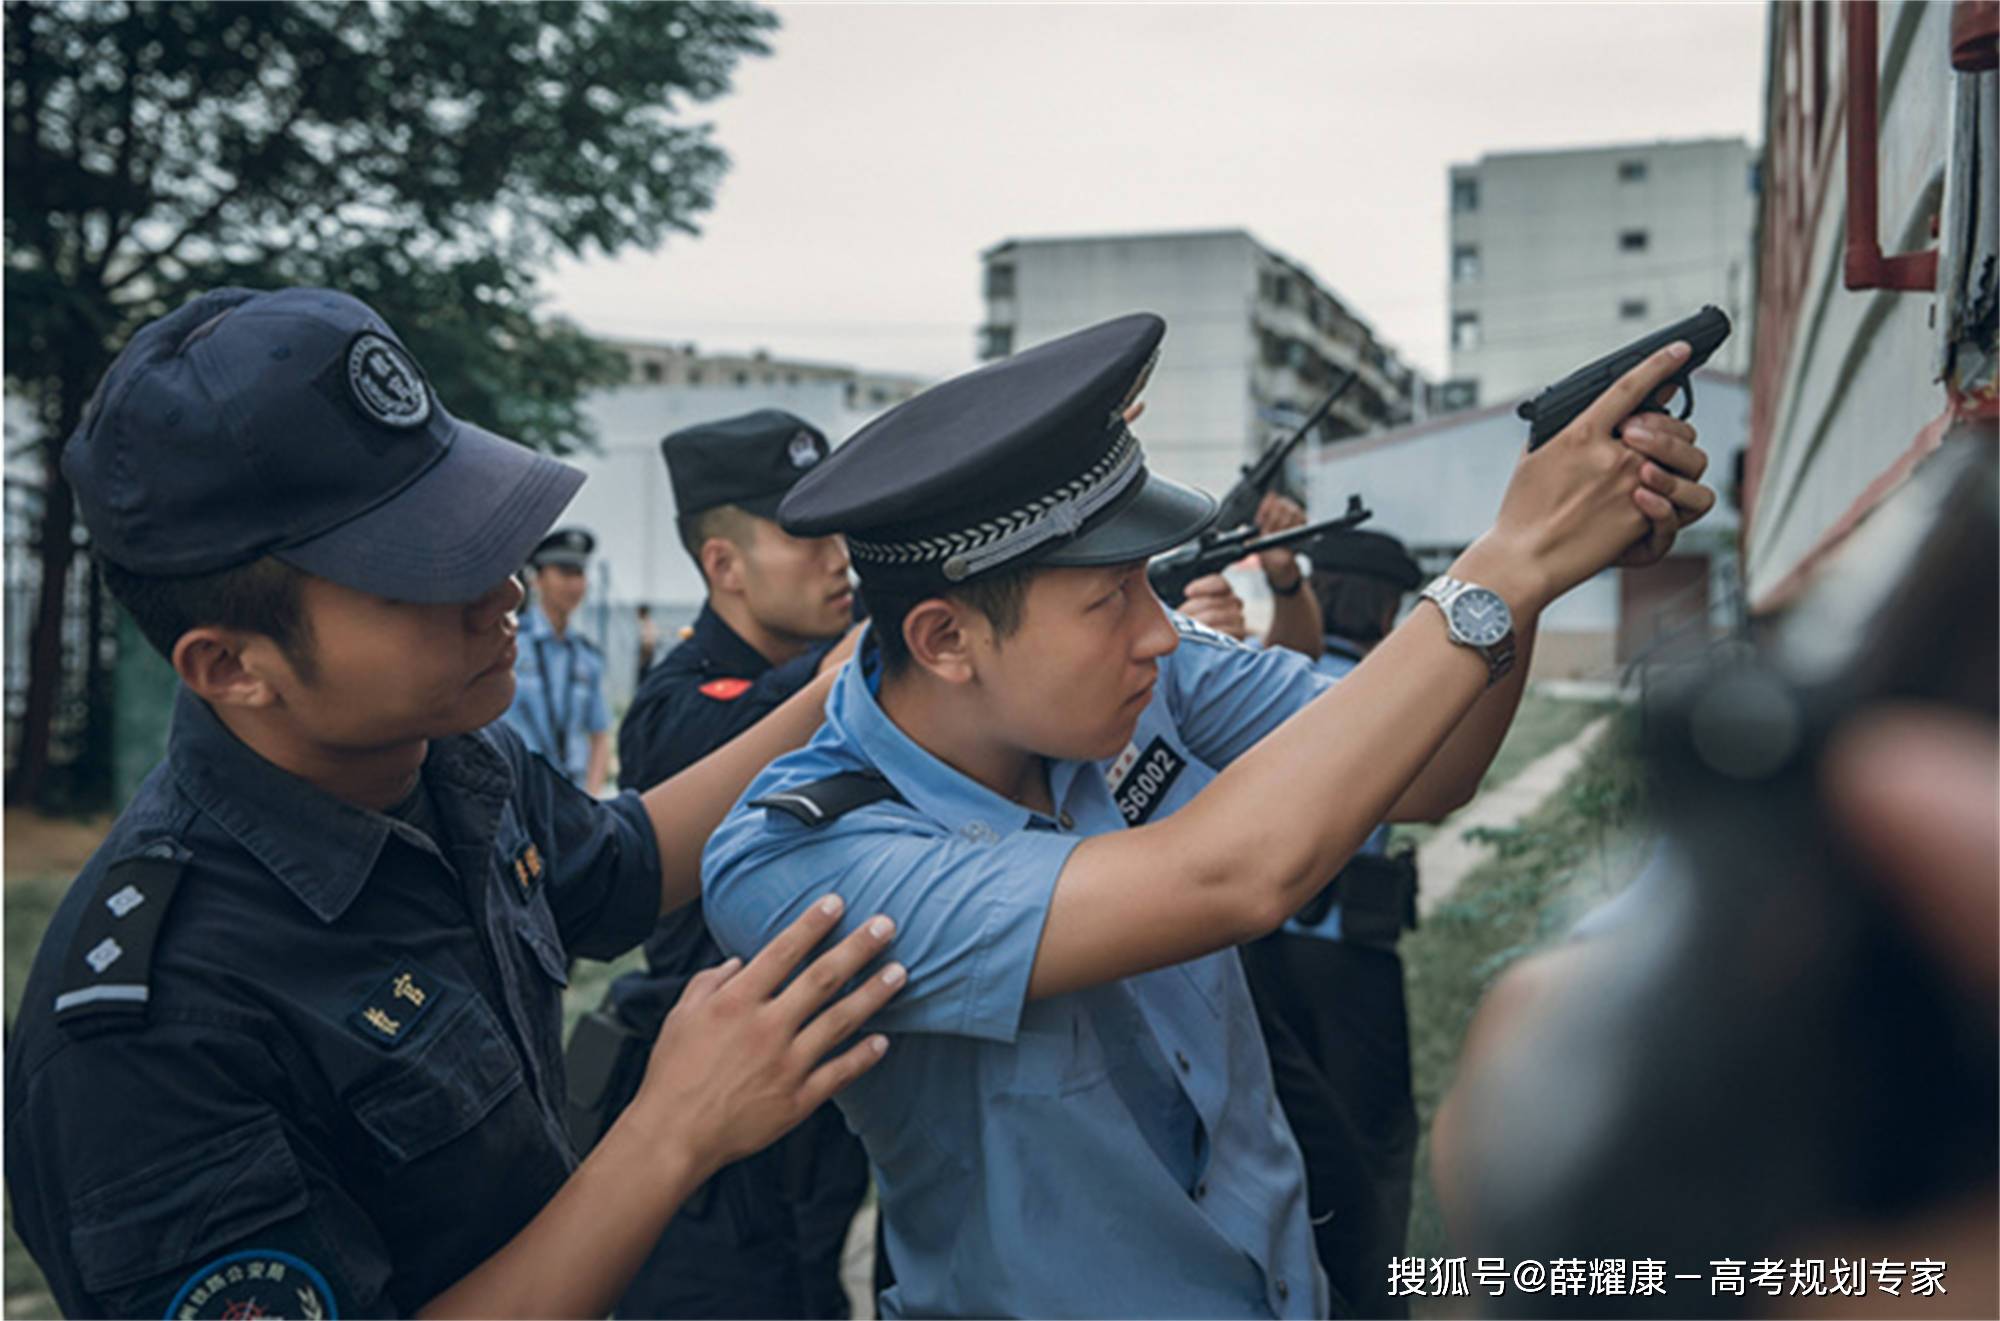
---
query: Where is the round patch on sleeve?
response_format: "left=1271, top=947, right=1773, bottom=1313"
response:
left=699, top=678, right=754, bottom=701
left=165, top=1249, right=338, bottom=1320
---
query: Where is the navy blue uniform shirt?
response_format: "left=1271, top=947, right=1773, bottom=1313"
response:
left=5, top=689, right=662, bottom=1319
left=610, top=604, right=832, bottom=1023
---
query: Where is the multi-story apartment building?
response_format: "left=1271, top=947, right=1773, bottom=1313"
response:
left=978, top=230, right=1429, bottom=501
left=1445, top=137, right=1758, bottom=409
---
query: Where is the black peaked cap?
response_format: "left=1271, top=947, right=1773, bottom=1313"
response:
left=779, top=313, right=1214, bottom=591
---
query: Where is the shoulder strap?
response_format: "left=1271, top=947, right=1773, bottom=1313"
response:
left=751, top=771, right=905, bottom=829
left=55, top=843, right=189, bottom=1031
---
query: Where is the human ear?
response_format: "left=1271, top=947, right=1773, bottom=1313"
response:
left=902, top=599, right=976, bottom=685
left=173, top=629, right=282, bottom=709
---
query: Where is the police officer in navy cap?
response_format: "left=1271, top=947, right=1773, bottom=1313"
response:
left=697, top=311, right=1718, bottom=1317
left=1241, top=525, right=1432, bottom=1316
left=566, top=408, right=867, bottom=1320
left=4, top=288, right=910, bottom=1319
left=503, top=525, right=613, bottom=794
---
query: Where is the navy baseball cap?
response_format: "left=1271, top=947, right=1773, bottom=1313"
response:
left=779, top=313, right=1215, bottom=591
left=63, top=287, right=584, bottom=603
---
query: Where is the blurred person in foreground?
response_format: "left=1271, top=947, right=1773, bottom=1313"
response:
left=1432, top=437, right=1997, bottom=1317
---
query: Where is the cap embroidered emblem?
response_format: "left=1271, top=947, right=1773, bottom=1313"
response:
left=346, top=332, right=431, bottom=430
left=788, top=431, right=821, bottom=470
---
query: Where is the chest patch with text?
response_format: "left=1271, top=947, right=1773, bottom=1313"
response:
left=1108, top=737, right=1186, bottom=825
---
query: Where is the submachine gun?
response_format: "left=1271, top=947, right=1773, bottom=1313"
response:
left=1146, top=370, right=1372, bottom=605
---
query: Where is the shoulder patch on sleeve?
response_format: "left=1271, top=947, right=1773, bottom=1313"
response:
left=55, top=843, right=188, bottom=1030
left=166, top=1248, right=338, bottom=1320
left=699, top=677, right=754, bottom=701
left=1171, top=612, right=1249, bottom=650
left=751, top=772, right=905, bottom=828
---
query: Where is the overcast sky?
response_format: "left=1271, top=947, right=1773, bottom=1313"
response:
left=545, top=3, right=1768, bottom=383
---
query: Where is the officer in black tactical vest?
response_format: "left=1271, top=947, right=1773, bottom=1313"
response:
left=1241, top=527, right=1430, bottom=1318
left=566, top=408, right=869, bottom=1318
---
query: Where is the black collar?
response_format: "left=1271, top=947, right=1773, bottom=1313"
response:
left=169, top=688, right=513, bottom=924
left=690, top=603, right=779, bottom=679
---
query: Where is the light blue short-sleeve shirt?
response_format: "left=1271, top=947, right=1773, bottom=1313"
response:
left=503, top=602, right=611, bottom=786
left=1281, top=637, right=1393, bottom=942
left=703, top=615, right=1334, bottom=1319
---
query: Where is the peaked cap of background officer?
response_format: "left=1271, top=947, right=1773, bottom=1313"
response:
left=529, top=526, right=596, bottom=570
left=62, top=287, right=584, bottom=603
left=779, top=313, right=1215, bottom=591
left=662, top=408, right=831, bottom=523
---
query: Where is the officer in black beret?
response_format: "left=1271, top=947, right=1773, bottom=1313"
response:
left=4, top=289, right=908, bottom=1319
left=694, top=312, right=1716, bottom=1318
left=567, top=408, right=867, bottom=1319
left=502, top=526, right=612, bottom=793
left=1240, top=525, right=1432, bottom=1316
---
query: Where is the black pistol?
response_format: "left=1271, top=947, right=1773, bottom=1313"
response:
left=1517, top=305, right=1733, bottom=450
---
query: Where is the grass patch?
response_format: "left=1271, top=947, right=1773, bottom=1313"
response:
left=1401, top=707, right=1652, bottom=1270
left=1390, top=689, right=1617, bottom=851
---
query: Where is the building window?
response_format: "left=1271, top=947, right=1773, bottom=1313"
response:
left=688, top=368, right=704, bottom=385
left=733, top=370, right=749, bottom=386
left=1619, top=229, right=1649, bottom=252
left=1618, top=159, right=1648, bottom=182
left=1439, top=378, right=1480, bottom=411
left=1451, top=176, right=1479, bottom=213
left=1452, top=244, right=1481, bottom=282
left=642, top=360, right=663, bottom=383
left=1451, top=312, right=1481, bottom=352
left=1619, top=298, right=1650, bottom=320
left=979, top=324, right=1013, bottom=359
left=985, top=263, right=1016, bottom=300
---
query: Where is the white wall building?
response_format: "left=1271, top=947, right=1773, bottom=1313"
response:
left=1307, top=370, right=1752, bottom=680
left=980, top=230, right=1429, bottom=505
left=549, top=344, right=926, bottom=706
left=1446, top=138, right=1758, bottom=411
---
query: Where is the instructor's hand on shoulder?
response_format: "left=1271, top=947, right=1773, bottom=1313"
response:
left=626, top=894, right=903, bottom=1175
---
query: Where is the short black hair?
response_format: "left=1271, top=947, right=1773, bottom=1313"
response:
left=677, top=504, right=756, bottom=585
left=101, top=556, right=318, bottom=677
left=1311, top=568, right=1404, bottom=645
left=860, top=565, right=1034, bottom=676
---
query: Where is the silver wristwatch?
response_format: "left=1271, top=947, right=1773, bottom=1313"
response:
left=1420, top=575, right=1517, bottom=685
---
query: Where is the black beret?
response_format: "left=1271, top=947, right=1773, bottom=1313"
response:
left=662, top=409, right=830, bottom=521
left=1307, top=529, right=1422, bottom=590
left=778, top=313, right=1214, bottom=591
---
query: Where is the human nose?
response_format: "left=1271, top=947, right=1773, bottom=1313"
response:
left=825, top=535, right=851, bottom=576
left=1133, top=587, right=1179, bottom=661
left=468, top=575, right=524, bottom=629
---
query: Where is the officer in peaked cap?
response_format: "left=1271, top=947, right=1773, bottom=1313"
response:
left=4, top=288, right=910, bottom=1320
left=1243, top=523, right=1432, bottom=1316
left=780, top=314, right=1213, bottom=588
left=699, top=309, right=1716, bottom=1318
left=569, top=408, right=866, bottom=1320
left=503, top=524, right=613, bottom=793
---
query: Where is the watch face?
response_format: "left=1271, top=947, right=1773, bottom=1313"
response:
left=1449, top=587, right=1512, bottom=646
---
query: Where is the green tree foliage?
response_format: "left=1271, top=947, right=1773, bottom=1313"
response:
left=4, top=0, right=777, bottom=805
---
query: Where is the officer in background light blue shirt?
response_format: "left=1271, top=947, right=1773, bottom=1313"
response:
left=504, top=527, right=613, bottom=793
